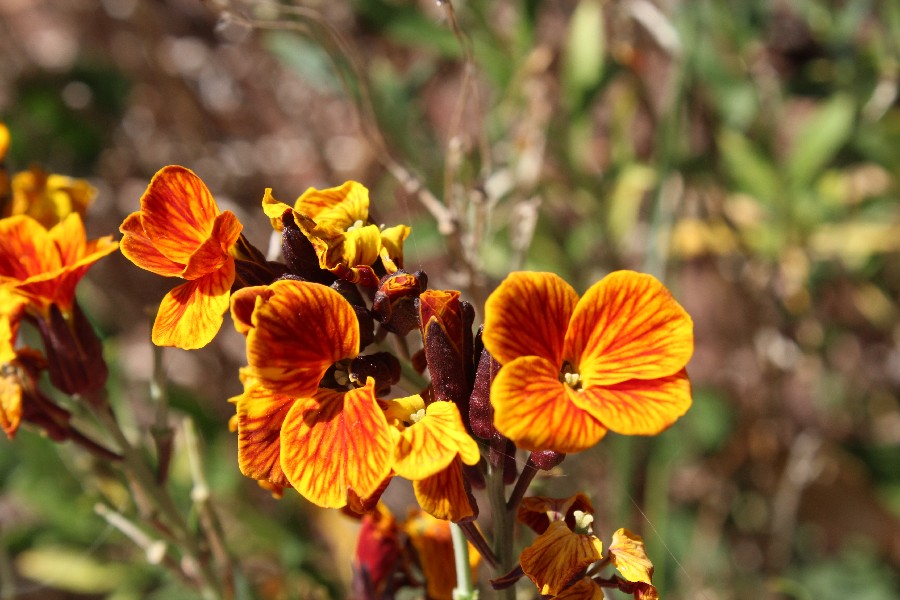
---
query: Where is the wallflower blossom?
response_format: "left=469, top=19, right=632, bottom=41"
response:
left=120, top=166, right=242, bottom=349
left=6, top=167, right=96, bottom=228
left=483, top=271, right=693, bottom=453
left=262, top=181, right=409, bottom=286
left=229, top=279, right=394, bottom=509
left=0, top=286, right=28, bottom=436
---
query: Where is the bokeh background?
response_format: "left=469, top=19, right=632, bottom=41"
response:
left=1, top=0, right=899, bottom=598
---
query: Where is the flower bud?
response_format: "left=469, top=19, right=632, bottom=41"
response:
left=419, top=289, right=475, bottom=414
left=372, top=270, right=426, bottom=336
left=33, top=302, right=107, bottom=398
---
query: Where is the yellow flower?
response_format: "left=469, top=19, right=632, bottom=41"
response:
left=7, top=167, right=96, bottom=228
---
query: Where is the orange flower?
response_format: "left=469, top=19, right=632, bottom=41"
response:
left=0, top=213, right=118, bottom=316
left=6, top=167, right=96, bottom=227
left=0, top=286, right=28, bottom=436
left=262, top=181, right=409, bottom=285
left=229, top=280, right=393, bottom=509
left=483, top=271, right=693, bottom=453
left=519, top=518, right=603, bottom=596
left=120, top=166, right=242, bottom=349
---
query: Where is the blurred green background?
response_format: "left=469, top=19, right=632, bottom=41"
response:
left=1, top=0, right=899, bottom=598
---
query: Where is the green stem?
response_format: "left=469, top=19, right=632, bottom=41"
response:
left=488, top=464, right=514, bottom=600
left=450, top=522, right=477, bottom=600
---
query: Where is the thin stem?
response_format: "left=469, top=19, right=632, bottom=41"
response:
left=506, top=455, right=539, bottom=513
left=450, top=523, right=476, bottom=600
left=149, top=344, right=173, bottom=484
left=67, top=426, right=123, bottom=462
left=488, top=464, right=515, bottom=600
left=458, top=521, right=499, bottom=570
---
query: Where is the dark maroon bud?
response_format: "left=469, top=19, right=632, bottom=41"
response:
left=34, top=302, right=107, bottom=398
left=282, top=211, right=335, bottom=284
left=469, top=342, right=502, bottom=441
left=373, top=271, right=425, bottom=336
left=529, top=449, right=566, bottom=471
left=349, top=353, right=401, bottom=397
left=419, top=290, right=475, bottom=419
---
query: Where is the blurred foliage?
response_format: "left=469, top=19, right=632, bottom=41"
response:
left=2, top=0, right=900, bottom=598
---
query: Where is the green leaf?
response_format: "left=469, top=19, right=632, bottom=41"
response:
left=787, top=95, right=855, bottom=188
left=717, top=128, right=781, bottom=204
left=563, top=0, right=605, bottom=109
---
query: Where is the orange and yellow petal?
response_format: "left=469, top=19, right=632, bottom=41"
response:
left=294, top=180, right=369, bottom=231
left=566, top=271, right=693, bottom=386
left=379, top=224, right=410, bottom=267
left=119, top=212, right=184, bottom=276
left=229, top=285, right=274, bottom=337
left=555, top=577, right=604, bottom=600
left=519, top=520, right=603, bottom=596
left=0, top=123, right=8, bottom=160
left=406, top=510, right=480, bottom=600
left=0, top=215, right=60, bottom=282
left=0, top=372, right=23, bottom=438
left=412, top=456, right=477, bottom=522
left=261, top=188, right=293, bottom=230
left=571, top=369, right=691, bottom=436
left=392, top=401, right=480, bottom=480
left=491, top=356, right=607, bottom=453
left=483, top=271, right=578, bottom=366
left=608, top=528, right=653, bottom=585
left=151, top=259, right=235, bottom=349
left=323, top=225, right=382, bottom=271
left=244, top=279, right=359, bottom=397
left=138, top=166, right=222, bottom=265
left=233, top=385, right=293, bottom=488
left=181, top=211, right=243, bottom=280
left=10, top=168, right=96, bottom=228
left=279, top=379, right=392, bottom=509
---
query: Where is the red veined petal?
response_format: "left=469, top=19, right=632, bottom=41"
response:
left=0, top=215, right=59, bottom=281
left=571, top=369, right=691, bottom=435
left=491, top=356, right=607, bottom=453
left=229, top=285, right=274, bottom=337
left=412, top=456, right=477, bottom=522
left=182, top=211, right=243, bottom=280
left=119, top=212, right=184, bottom=276
left=233, top=385, right=293, bottom=488
left=519, top=520, right=603, bottom=596
left=139, top=166, right=220, bottom=264
left=151, top=258, right=234, bottom=349
left=566, top=271, right=693, bottom=386
left=392, top=401, right=480, bottom=481
left=555, top=578, right=604, bottom=599
left=244, top=279, right=359, bottom=397
left=0, top=374, right=23, bottom=439
left=483, top=271, right=577, bottom=366
left=48, top=213, right=86, bottom=266
left=280, top=379, right=392, bottom=509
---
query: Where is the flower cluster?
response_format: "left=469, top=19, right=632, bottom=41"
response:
left=117, top=162, right=694, bottom=598
left=0, top=123, right=117, bottom=440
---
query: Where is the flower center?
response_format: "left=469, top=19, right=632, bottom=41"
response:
left=345, top=219, right=366, bottom=232
left=572, top=510, right=594, bottom=535
left=560, top=362, right=582, bottom=390
left=410, top=408, right=426, bottom=424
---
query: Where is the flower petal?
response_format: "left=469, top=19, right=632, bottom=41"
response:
left=412, top=457, right=477, bottom=522
left=294, top=180, right=369, bottom=230
left=483, top=271, right=578, bottom=366
left=491, top=356, right=607, bottom=453
left=392, top=401, right=480, bottom=480
left=244, top=279, right=359, bottom=397
left=555, top=578, right=604, bottom=599
left=151, top=258, right=234, bottom=349
left=182, top=211, right=243, bottom=280
left=571, top=369, right=691, bottom=435
left=520, top=520, right=603, bottom=596
left=233, top=385, right=293, bottom=488
left=139, top=166, right=220, bottom=264
left=229, top=285, right=274, bottom=337
left=324, top=225, right=382, bottom=271
left=0, top=216, right=59, bottom=281
left=119, top=212, right=184, bottom=276
left=280, top=379, right=392, bottom=508
left=608, top=528, right=654, bottom=585
left=566, top=271, right=693, bottom=385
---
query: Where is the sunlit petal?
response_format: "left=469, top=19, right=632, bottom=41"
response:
left=280, top=380, right=392, bottom=509
left=324, top=225, right=382, bottom=270
left=483, top=272, right=577, bottom=366
left=233, top=385, right=292, bottom=488
left=119, top=212, right=184, bottom=277
left=608, top=528, right=654, bottom=585
left=182, top=211, right=243, bottom=280
left=245, top=279, right=359, bottom=397
left=520, top=520, right=603, bottom=596
left=412, top=457, right=477, bottom=522
left=491, top=356, right=607, bottom=452
left=151, top=259, right=234, bottom=349
left=139, top=166, right=220, bottom=264
left=294, top=180, right=369, bottom=230
left=571, top=370, right=691, bottom=435
left=0, top=216, right=59, bottom=281
left=555, top=578, right=604, bottom=600
left=229, top=285, right=273, bottom=337
left=48, top=213, right=86, bottom=266
left=392, top=401, right=480, bottom=480
left=567, top=271, right=693, bottom=386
